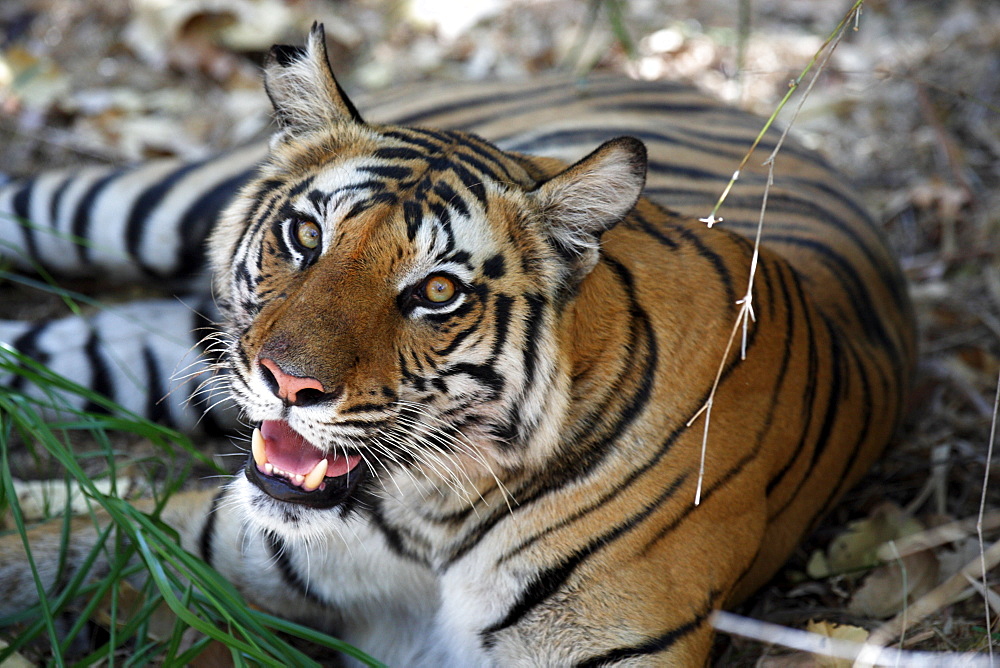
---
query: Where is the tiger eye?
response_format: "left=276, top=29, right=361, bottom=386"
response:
left=424, top=275, right=456, bottom=303
left=295, top=220, right=321, bottom=250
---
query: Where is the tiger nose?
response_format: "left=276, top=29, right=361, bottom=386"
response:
left=259, top=358, right=328, bottom=406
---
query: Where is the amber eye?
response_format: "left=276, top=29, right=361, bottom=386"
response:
left=294, top=219, right=321, bottom=251
left=421, top=275, right=458, bottom=305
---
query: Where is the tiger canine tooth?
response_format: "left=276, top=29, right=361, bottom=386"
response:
left=251, top=427, right=267, bottom=468
left=302, top=458, right=328, bottom=492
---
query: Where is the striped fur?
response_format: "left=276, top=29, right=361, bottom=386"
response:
left=0, top=24, right=915, bottom=666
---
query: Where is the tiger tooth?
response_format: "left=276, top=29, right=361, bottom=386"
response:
left=292, top=473, right=305, bottom=486
left=252, top=427, right=267, bottom=468
left=302, top=458, right=328, bottom=492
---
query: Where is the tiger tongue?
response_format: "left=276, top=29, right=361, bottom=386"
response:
left=259, top=420, right=321, bottom=475
left=253, top=420, right=361, bottom=489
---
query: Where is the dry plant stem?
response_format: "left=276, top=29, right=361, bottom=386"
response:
left=964, top=573, right=1000, bottom=618
left=915, top=83, right=975, bottom=199
left=878, top=509, right=1000, bottom=559
left=978, top=369, right=1000, bottom=659
left=886, top=540, right=908, bottom=657
left=699, top=0, right=865, bottom=226
left=924, top=359, right=996, bottom=420
left=857, top=538, right=1000, bottom=663
left=712, top=610, right=993, bottom=667
left=688, top=4, right=856, bottom=506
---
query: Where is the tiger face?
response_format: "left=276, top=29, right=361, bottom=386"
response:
left=208, top=27, right=647, bottom=529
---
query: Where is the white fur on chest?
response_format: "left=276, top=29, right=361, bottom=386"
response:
left=229, top=474, right=538, bottom=666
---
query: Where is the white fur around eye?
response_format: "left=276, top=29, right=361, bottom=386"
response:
left=397, top=262, right=474, bottom=298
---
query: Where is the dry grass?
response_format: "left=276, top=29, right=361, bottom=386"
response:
left=1, top=0, right=998, bottom=664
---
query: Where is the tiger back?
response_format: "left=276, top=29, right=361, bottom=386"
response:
left=0, top=24, right=915, bottom=667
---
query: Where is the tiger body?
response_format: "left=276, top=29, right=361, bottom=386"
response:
left=0, top=26, right=914, bottom=666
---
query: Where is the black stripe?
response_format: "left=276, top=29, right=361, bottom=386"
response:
left=672, top=223, right=738, bottom=305
left=173, top=169, right=255, bottom=278
left=482, top=253, right=505, bottom=278
left=48, top=174, right=73, bottom=236
left=480, top=472, right=688, bottom=645
left=641, top=446, right=761, bottom=556
left=765, top=263, right=819, bottom=498
left=11, top=179, right=40, bottom=261
left=816, top=328, right=880, bottom=517
left=766, top=312, right=845, bottom=521
left=442, top=362, right=504, bottom=397
left=388, top=81, right=571, bottom=127
left=142, top=344, right=169, bottom=425
left=767, top=235, right=898, bottom=362
left=644, top=184, right=906, bottom=323
left=125, top=160, right=211, bottom=269
left=373, top=147, right=427, bottom=161
left=450, top=149, right=510, bottom=189
left=450, top=161, right=488, bottom=209
left=341, top=402, right=388, bottom=416
left=11, top=179, right=33, bottom=219
left=403, top=200, right=423, bottom=241
left=83, top=330, right=113, bottom=415
left=433, top=316, right=479, bottom=357
left=325, top=418, right=390, bottom=431
left=358, top=164, right=412, bottom=180
left=369, top=501, right=431, bottom=564
left=71, top=169, right=126, bottom=265
left=574, top=591, right=719, bottom=667
left=379, top=128, right=446, bottom=153
left=748, top=190, right=904, bottom=309
left=264, top=530, right=334, bottom=608
left=433, top=180, right=469, bottom=218
left=520, top=293, right=545, bottom=389
left=488, top=294, right=514, bottom=358
left=629, top=205, right=680, bottom=249
left=9, top=324, right=48, bottom=393
left=197, top=489, right=226, bottom=565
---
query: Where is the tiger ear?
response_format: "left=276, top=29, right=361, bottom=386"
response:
left=264, top=22, right=364, bottom=141
left=532, top=136, right=647, bottom=281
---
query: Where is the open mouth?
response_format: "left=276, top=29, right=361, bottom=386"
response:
left=245, top=419, right=367, bottom=508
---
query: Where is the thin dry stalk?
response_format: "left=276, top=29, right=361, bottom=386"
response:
left=877, top=510, right=1000, bottom=559
left=689, top=2, right=862, bottom=505
left=712, top=610, right=992, bottom=667
left=976, top=369, right=1000, bottom=660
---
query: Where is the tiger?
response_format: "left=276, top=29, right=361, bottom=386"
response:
left=0, top=24, right=915, bottom=666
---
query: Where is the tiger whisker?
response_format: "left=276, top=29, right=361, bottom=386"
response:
left=388, top=415, right=487, bottom=506
left=393, top=400, right=513, bottom=509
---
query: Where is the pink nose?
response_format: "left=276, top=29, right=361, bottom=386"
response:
left=259, top=358, right=326, bottom=404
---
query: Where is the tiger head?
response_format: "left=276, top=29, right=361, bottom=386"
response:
left=209, top=24, right=647, bottom=523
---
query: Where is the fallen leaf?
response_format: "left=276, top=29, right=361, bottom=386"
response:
left=848, top=550, right=940, bottom=618
left=806, top=619, right=870, bottom=668
left=824, top=502, right=924, bottom=577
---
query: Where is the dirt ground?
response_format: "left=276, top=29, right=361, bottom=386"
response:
left=1, top=0, right=998, bottom=664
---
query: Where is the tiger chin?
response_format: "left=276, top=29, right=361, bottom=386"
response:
left=3, top=23, right=915, bottom=667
